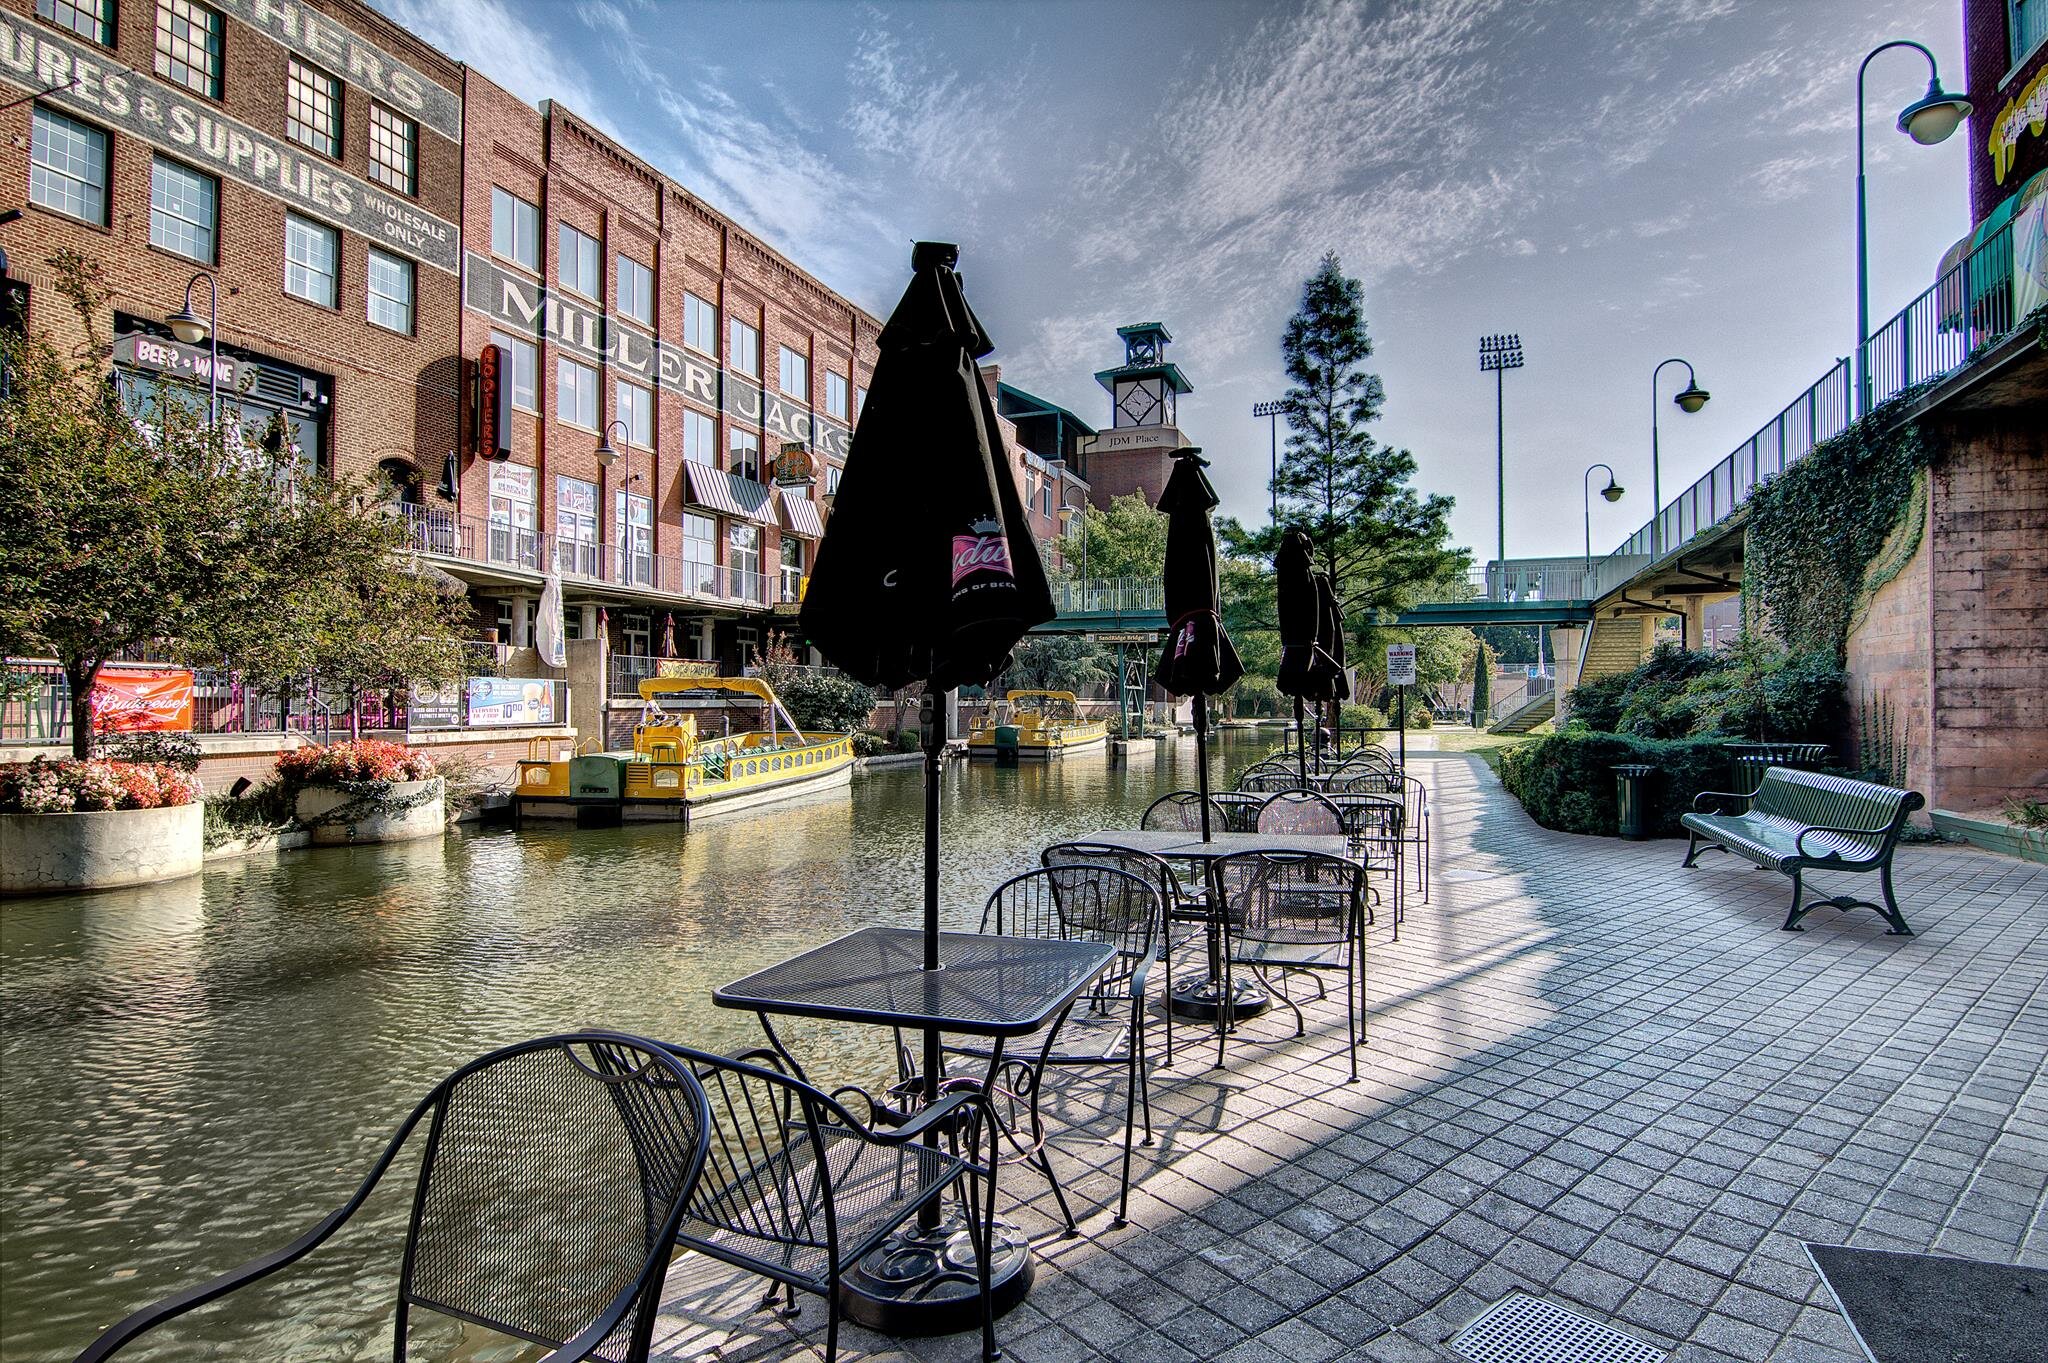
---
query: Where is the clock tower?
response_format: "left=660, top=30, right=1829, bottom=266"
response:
left=1081, top=322, right=1194, bottom=506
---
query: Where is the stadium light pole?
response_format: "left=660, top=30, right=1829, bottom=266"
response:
left=1478, top=334, right=1523, bottom=594
left=1252, top=399, right=1284, bottom=518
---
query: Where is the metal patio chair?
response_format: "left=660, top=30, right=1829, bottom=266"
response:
left=943, top=865, right=1162, bottom=1230
left=1044, top=842, right=1186, bottom=1067
left=1330, top=791, right=1404, bottom=937
left=658, top=1042, right=1002, bottom=1363
left=73, top=1032, right=712, bottom=1363
left=1209, top=850, right=1367, bottom=1081
left=1238, top=768, right=1312, bottom=795
left=1256, top=788, right=1345, bottom=837
left=1141, top=789, right=1227, bottom=833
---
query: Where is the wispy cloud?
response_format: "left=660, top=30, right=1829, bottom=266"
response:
left=843, top=23, right=1019, bottom=198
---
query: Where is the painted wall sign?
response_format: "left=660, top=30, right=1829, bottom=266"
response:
left=463, top=250, right=854, bottom=460
left=0, top=17, right=459, bottom=274
left=1990, top=66, right=2047, bottom=187
left=213, top=0, right=461, bottom=143
left=114, top=333, right=245, bottom=392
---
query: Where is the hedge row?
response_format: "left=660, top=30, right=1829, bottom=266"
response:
left=1497, top=732, right=1738, bottom=838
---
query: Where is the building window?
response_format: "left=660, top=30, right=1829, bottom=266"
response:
left=729, top=318, right=760, bottom=377
left=683, top=512, right=717, bottom=595
left=492, top=187, right=539, bottom=272
left=736, top=624, right=759, bottom=660
left=617, top=380, right=652, bottom=448
left=487, top=463, right=538, bottom=570
left=489, top=330, right=537, bottom=412
left=729, top=522, right=761, bottom=584
left=2016, top=0, right=2048, bottom=66
left=28, top=107, right=108, bottom=225
left=615, top=488, right=653, bottom=585
left=367, top=250, right=413, bottom=334
left=621, top=612, right=651, bottom=658
left=825, top=371, right=849, bottom=421
left=154, top=0, right=221, bottom=99
left=148, top=156, right=216, bottom=262
left=368, top=103, right=417, bottom=196
left=780, top=535, right=804, bottom=602
left=557, top=357, right=598, bottom=429
left=37, top=0, right=115, bottom=46
left=684, top=292, right=717, bottom=354
left=285, top=60, right=340, bottom=157
left=558, top=223, right=599, bottom=299
left=683, top=408, right=716, bottom=464
left=284, top=213, right=339, bottom=308
left=554, top=475, right=599, bottom=577
left=616, top=255, right=653, bottom=327
left=855, top=385, right=868, bottom=415
left=778, top=345, right=808, bottom=401
left=729, top=428, right=760, bottom=483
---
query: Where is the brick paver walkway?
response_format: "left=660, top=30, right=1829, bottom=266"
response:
left=655, top=752, right=2048, bottom=1362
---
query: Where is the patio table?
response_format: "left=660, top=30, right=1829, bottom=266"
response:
left=713, top=925, right=1115, bottom=1333
left=1071, top=830, right=1357, bottom=1021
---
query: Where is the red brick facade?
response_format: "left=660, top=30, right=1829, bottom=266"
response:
left=0, top=0, right=463, bottom=482
left=1963, top=0, right=2048, bottom=221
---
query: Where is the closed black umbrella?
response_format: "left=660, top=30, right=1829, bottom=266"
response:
left=1152, top=447, right=1242, bottom=839
left=797, top=240, right=1051, bottom=1149
left=1274, top=528, right=1321, bottom=782
left=1308, top=571, right=1350, bottom=764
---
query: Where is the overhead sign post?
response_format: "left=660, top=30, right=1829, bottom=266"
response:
left=1387, top=643, right=1416, bottom=766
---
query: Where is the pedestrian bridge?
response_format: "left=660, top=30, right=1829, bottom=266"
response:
left=1395, top=564, right=1602, bottom=628
left=1034, top=577, right=1167, bottom=636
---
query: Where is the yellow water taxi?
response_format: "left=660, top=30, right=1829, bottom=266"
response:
left=515, top=675, right=853, bottom=825
left=966, top=690, right=1109, bottom=760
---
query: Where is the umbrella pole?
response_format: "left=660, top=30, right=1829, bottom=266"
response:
left=1194, top=698, right=1213, bottom=841
left=1294, top=697, right=1307, bottom=784
left=918, top=688, right=944, bottom=1231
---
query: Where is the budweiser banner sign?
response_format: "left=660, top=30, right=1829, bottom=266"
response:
left=90, top=668, right=195, bottom=733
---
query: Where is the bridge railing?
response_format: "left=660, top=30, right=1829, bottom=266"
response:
left=1050, top=576, right=1165, bottom=616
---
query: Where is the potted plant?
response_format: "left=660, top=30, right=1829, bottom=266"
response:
left=276, top=740, right=445, bottom=846
left=0, top=758, right=205, bottom=894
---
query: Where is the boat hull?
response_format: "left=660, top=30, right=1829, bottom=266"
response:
left=515, top=734, right=855, bottom=824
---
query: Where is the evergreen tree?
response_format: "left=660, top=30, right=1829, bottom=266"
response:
left=1222, top=252, right=1464, bottom=656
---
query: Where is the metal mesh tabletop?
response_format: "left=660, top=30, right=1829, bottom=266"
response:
left=713, top=927, right=1115, bottom=1037
left=1073, top=830, right=1355, bottom=861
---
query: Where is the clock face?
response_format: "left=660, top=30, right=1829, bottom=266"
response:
left=1116, top=378, right=1162, bottom=427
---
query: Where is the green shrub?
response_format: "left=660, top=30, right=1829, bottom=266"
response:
left=1404, top=705, right=1433, bottom=730
left=1231, top=675, right=1283, bottom=718
left=893, top=728, right=921, bottom=753
left=1564, top=672, right=1630, bottom=732
left=778, top=670, right=879, bottom=733
left=1338, top=702, right=1387, bottom=731
left=851, top=731, right=885, bottom=757
left=1565, top=641, right=1845, bottom=746
left=1499, top=731, right=1735, bottom=837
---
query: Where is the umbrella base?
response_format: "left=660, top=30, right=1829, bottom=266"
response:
left=1169, top=972, right=1271, bottom=1021
left=839, top=1206, right=1035, bottom=1336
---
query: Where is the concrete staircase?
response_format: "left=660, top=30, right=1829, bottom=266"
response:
left=1573, top=616, right=1652, bottom=688
left=1490, top=690, right=1556, bottom=734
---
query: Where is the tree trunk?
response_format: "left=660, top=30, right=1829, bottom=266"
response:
left=65, top=658, right=103, bottom=761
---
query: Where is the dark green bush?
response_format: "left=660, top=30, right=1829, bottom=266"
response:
left=1405, top=705, right=1433, bottom=729
left=1564, top=640, right=1845, bottom=745
left=778, top=670, right=879, bottom=733
left=1338, top=702, right=1388, bottom=731
left=1564, top=671, right=1630, bottom=732
left=1500, top=731, right=1735, bottom=838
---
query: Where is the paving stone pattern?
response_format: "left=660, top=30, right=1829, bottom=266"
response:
left=651, top=752, right=2048, bottom=1362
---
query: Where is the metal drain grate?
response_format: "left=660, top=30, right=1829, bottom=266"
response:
left=1449, top=1292, right=1667, bottom=1363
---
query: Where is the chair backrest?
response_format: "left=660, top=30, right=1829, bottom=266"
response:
left=1749, top=767, right=1923, bottom=853
left=1212, top=791, right=1266, bottom=833
left=403, top=1034, right=711, bottom=1363
left=1141, top=790, right=1223, bottom=831
left=1329, top=792, right=1404, bottom=863
left=987, top=865, right=1159, bottom=964
left=1238, top=769, right=1311, bottom=794
left=1256, top=789, right=1344, bottom=836
left=1210, top=850, right=1363, bottom=944
left=1044, top=841, right=1183, bottom=913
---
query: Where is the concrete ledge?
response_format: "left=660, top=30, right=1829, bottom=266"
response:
left=1, top=803, right=203, bottom=894
left=1931, top=809, right=2048, bottom=864
left=295, top=779, right=446, bottom=846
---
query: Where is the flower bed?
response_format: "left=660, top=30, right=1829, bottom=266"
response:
left=278, top=741, right=444, bottom=846
left=0, top=759, right=205, bottom=894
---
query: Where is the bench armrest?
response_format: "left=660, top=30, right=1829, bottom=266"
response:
left=1692, top=789, right=1752, bottom=814
left=1794, top=823, right=1895, bottom=859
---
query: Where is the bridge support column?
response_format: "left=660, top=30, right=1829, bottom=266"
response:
left=1549, top=625, right=1585, bottom=694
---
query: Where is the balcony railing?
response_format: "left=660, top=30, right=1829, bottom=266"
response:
left=1865, top=215, right=2022, bottom=409
left=1050, top=576, right=1166, bottom=615
left=396, top=506, right=775, bottom=609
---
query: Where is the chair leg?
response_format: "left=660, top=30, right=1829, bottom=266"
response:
left=1135, top=1006, right=1154, bottom=1146
left=1782, top=869, right=1809, bottom=931
left=1345, top=957, right=1358, bottom=1083
left=1878, top=863, right=1914, bottom=936
left=1028, top=1074, right=1079, bottom=1234
left=824, top=1296, right=840, bottom=1363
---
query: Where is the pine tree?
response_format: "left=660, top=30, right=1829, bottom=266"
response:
left=1224, top=253, right=1464, bottom=655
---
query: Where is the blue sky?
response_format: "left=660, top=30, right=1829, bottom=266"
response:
left=374, top=0, right=1975, bottom=565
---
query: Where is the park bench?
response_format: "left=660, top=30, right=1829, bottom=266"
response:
left=1680, top=767, right=1925, bottom=936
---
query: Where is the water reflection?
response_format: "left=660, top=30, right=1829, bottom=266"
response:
left=0, top=731, right=1269, bottom=1361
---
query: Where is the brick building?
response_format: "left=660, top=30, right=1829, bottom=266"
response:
left=0, top=0, right=463, bottom=484
left=1962, top=0, right=2047, bottom=223
left=1079, top=322, right=1194, bottom=507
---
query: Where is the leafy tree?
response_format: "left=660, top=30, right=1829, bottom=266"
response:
left=1471, top=640, right=1494, bottom=721
left=1474, top=624, right=1539, bottom=667
left=1004, top=637, right=1110, bottom=695
left=1059, top=493, right=1168, bottom=581
left=0, top=253, right=466, bottom=757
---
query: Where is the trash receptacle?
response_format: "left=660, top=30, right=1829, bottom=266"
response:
left=1614, top=764, right=1655, bottom=840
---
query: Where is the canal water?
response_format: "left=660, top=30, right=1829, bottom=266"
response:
left=0, top=730, right=1271, bottom=1362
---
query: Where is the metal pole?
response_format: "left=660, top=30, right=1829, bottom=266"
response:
left=1397, top=686, right=1407, bottom=769
left=205, top=283, right=218, bottom=429
left=1193, top=699, right=1213, bottom=842
left=1855, top=40, right=1946, bottom=418
left=1495, top=365, right=1505, bottom=569
left=917, top=687, right=943, bottom=1228
left=1268, top=411, right=1278, bottom=518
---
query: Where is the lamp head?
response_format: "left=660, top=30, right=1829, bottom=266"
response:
left=1673, top=383, right=1710, bottom=414
left=1897, top=80, right=1970, bottom=145
left=595, top=421, right=623, bottom=468
left=1602, top=480, right=1625, bottom=503
left=165, top=305, right=209, bottom=345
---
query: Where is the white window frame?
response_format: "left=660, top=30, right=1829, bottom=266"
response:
left=683, top=408, right=717, bottom=464
left=558, top=223, right=600, bottom=300
left=149, top=155, right=217, bottom=262
left=29, top=105, right=108, bottom=225
left=778, top=345, right=808, bottom=401
left=729, top=428, right=760, bottom=483
left=368, top=102, right=418, bottom=197
left=489, top=330, right=538, bottom=412
left=556, top=356, right=598, bottom=429
left=616, top=254, right=653, bottom=327
left=492, top=187, right=539, bottom=272
left=284, top=213, right=339, bottom=309
left=617, top=379, right=653, bottom=448
left=825, top=370, right=849, bottom=421
left=554, top=474, right=600, bottom=577
left=154, top=0, right=223, bottom=100
left=729, top=318, right=760, bottom=377
left=366, top=249, right=414, bottom=335
left=683, top=292, right=717, bottom=355
left=285, top=59, right=341, bottom=158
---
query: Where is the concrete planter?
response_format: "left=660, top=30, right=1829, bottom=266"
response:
left=1931, top=810, right=2048, bottom=865
left=295, top=778, right=446, bottom=846
left=1, top=802, right=204, bottom=895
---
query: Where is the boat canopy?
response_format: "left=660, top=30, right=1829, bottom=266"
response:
left=1006, top=690, right=1079, bottom=705
left=637, top=675, right=805, bottom=748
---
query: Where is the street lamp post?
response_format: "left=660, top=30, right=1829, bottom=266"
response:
left=1582, top=463, right=1624, bottom=567
left=1855, top=40, right=1971, bottom=416
left=595, top=418, right=632, bottom=581
left=1650, top=358, right=1710, bottom=558
left=165, top=272, right=220, bottom=427
left=1252, top=399, right=1284, bottom=518
left=1478, top=334, right=1523, bottom=595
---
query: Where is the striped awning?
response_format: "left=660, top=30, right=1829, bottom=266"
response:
left=778, top=487, right=824, bottom=538
left=684, top=461, right=774, bottom=523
